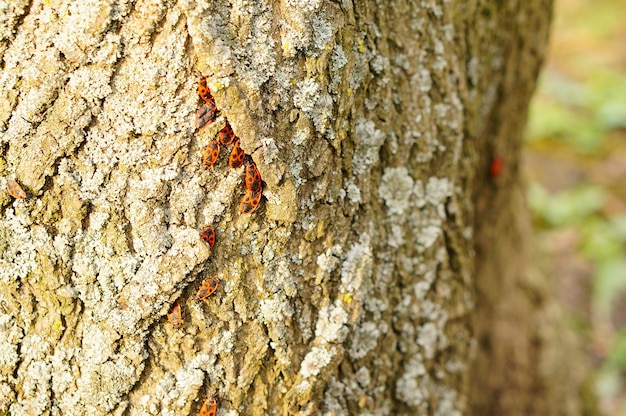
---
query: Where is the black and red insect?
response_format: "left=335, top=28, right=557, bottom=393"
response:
left=489, top=156, right=504, bottom=178
left=228, top=138, right=245, bottom=169
left=202, top=141, right=220, bottom=169
left=200, top=226, right=215, bottom=249
left=240, top=188, right=262, bottom=214
left=199, top=397, right=217, bottom=416
left=7, top=179, right=26, bottom=200
left=167, top=300, right=183, bottom=328
left=196, top=102, right=218, bottom=129
left=196, top=278, right=218, bottom=302
left=197, top=74, right=214, bottom=104
left=244, top=160, right=262, bottom=193
left=218, top=119, right=236, bottom=146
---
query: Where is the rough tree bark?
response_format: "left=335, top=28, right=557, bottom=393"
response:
left=0, top=0, right=587, bottom=415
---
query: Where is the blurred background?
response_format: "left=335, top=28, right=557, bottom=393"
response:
left=524, top=0, right=626, bottom=414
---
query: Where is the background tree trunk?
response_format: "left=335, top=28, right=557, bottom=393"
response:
left=467, top=2, right=597, bottom=415
left=0, top=0, right=590, bottom=415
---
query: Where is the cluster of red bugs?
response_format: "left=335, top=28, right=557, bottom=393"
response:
left=167, top=73, right=270, bottom=414
left=167, top=224, right=219, bottom=414
left=195, top=73, right=264, bottom=214
left=167, top=225, right=219, bottom=329
left=3, top=76, right=249, bottom=416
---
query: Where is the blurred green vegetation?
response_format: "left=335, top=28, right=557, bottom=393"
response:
left=526, top=69, right=626, bottom=152
left=524, top=0, right=626, bottom=414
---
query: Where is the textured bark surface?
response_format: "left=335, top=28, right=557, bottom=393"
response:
left=0, top=0, right=582, bottom=415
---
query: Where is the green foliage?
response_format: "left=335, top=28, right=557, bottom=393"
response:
left=526, top=69, right=626, bottom=153
left=593, top=260, right=626, bottom=317
left=581, top=217, right=626, bottom=263
left=527, top=183, right=606, bottom=227
left=608, top=329, right=626, bottom=370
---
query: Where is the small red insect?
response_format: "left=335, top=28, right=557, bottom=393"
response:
left=244, top=160, right=262, bottom=193
left=200, top=226, right=216, bottom=249
left=6, top=179, right=26, bottom=200
left=196, top=278, right=219, bottom=302
left=217, top=119, right=236, bottom=146
left=167, top=300, right=183, bottom=328
left=202, top=141, right=220, bottom=169
left=228, top=139, right=245, bottom=169
left=197, top=74, right=214, bottom=104
left=196, top=102, right=218, bottom=130
left=489, top=156, right=504, bottom=178
left=199, top=397, right=217, bottom=416
left=240, top=188, right=262, bottom=214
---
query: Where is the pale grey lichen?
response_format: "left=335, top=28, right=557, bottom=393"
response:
left=0, top=339, right=18, bottom=371
left=314, top=302, right=349, bottom=344
left=330, top=44, right=348, bottom=95
left=395, top=353, right=428, bottom=407
left=332, top=45, right=347, bottom=70
left=434, top=387, right=462, bottom=416
left=14, top=364, right=50, bottom=415
left=67, top=66, right=114, bottom=102
left=322, top=378, right=356, bottom=415
left=260, top=297, right=294, bottom=324
left=445, top=359, right=468, bottom=374
left=171, top=366, right=205, bottom=408
left=50, top=348, right=77, bottom=400
left=352, top=119, right=386, bottom=174
left=0, top=207, right=38, bottom=283
left=316, top=245, right=343, bottom=273
left=261, top=137, right=279, bottom=164
left=217, top=331, right=235, bottom=355
left=348, top=322, right=379, bottom=360
left=416, top=322, right=439, bottom=360
left=279, top=0, right=324, bottom=58
left=369, top=54, right=389, bottom=75
left=264, top=258, right=298, bottom=297
left=345, top=182, right=362, bottom=204
left=417, top=224, right=442, bottom=250
left=340, top=236, right=373, bottom=297
left=292, top=127, right=309, bottom=146
left=387, top=224, right=405, bottom=248
left=187, top=0, right=277, bottom=90
left=413, top=179, right=427, bottom=208
left=378, top=167, right=415, bottom=216
left=299, top=345, right=334, bottom=379
left=293, top=78, right=320, bottom=114
left=200, top=168, right=243, bottom=223
left=434, top=102, right=449, bottom=120
left=425, top=177, right=452, bottom=208
left=420, top=298, right=449, bottom=324
left=354, top=367, right=371, bottom=388
left=290, top=163, right=306, bottom=187
left=310, top=92, right=333, bottom=134
left=312, top=14, right=333, bottom=50
left=414, top=280, right=432, bottom=300
left=401, top=176, right=453, bottom=252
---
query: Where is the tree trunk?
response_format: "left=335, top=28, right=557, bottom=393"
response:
left=0, top=0, right=588, bottom=415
